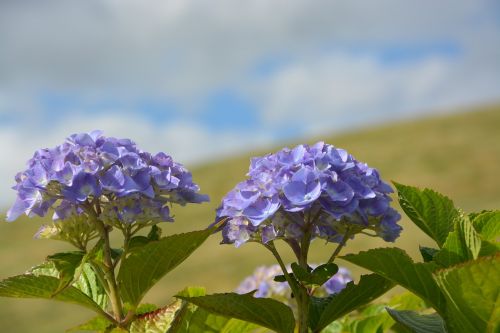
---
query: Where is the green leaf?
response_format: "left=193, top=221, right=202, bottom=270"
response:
left=118, top=229, right=211, bottom=307
left=342, top=248, right=446, bottom=314
left=169, top=286, right=263, bottom=333
left=47, top=251, right=85, bottom=295
left=66, top=316, right=112, bottom=332
left=434, top=215, right=481, bottom=267
left=130, top=299, right=183, bottom=333
left=0, top=274, right=106, bottom=315
left=176, top=292, right=295, bottom=333
left=128, top=236, right=150, bottom=251
left=471, top=211, right=500, bottom=256
left=313, top=274, right=394, bottom=332
left=434, top=254, right=500, bottom=333
left=394, top=182, right=458, bottom=247
left=386, top=309, right=447, bottom=333
left=147, top=224, right=162, bottom=241
left=74, top=263, right=108, bottom=310
left=419, top=246, right=439, bottom=263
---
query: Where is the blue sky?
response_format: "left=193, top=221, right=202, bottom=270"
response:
left=0, top=0, right=499, bottom=205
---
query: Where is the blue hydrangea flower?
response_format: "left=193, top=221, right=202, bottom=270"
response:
left=216, top=142, right=401, bottom=246
left=7, top=131, right=208, bottom=229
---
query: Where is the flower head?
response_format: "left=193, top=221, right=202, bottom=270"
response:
left=7, top=131, right=208, bottom=231
left=215, top=142, right=401, bottom=246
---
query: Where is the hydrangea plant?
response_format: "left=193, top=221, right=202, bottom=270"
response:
left=198, top=142, right=402, bottom=333
left=1, top=135, right=498, bottom=333
left=0, top=131, right=211, bottom=331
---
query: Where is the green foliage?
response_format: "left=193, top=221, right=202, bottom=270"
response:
left=471, top=210, right=500, bottom=256
left=0, top=275, right=105, bottom=315
left=419, top=246, right=439, bottom=262
left=129, top=300, right=182, bottom=333
left=434, top=254, right=500, bottom=333
left=393, top=182, right=458, bottom=247
left=434, top=215, right=481, bottom=267
left=176, top=292, right=295, bottom=333
left=342, top=248, right=446, bottom=314
left=311, top=274, right=394, bottom=332
left=66, top=316, right=112, bottom=332
left=386, top=309, right=446, bottom=333
left=290, top=263, right=338, bottom=288
left=118, top=229, right=211, bottom=308
left=47, top=251, right=85, bottom=296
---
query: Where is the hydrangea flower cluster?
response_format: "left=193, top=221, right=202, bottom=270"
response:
left=216, top=142, right=401, bottom=247
left=7, top=131, right=208, bottom=229
left=236, top=264, right=353, bottom=300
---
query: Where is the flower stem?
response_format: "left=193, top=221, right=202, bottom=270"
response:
left=327, top=231, right=351, bottom=264
left=96, top=219, right=124, bottom=323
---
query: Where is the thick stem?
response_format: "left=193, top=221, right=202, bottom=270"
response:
left=297, top=288, right=310, bottom=333
left=96, top=220, right=124, bottom=323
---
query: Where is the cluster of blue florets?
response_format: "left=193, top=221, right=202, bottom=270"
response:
left=7, top=131, right=208, bottom=225
left=216, top=142, right=401, bottom=247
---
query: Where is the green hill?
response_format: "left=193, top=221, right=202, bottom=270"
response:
left=1, top=104, right=499, bottom=332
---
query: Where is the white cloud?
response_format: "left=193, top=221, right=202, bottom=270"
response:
left=0, top=0, right=499, bottom=207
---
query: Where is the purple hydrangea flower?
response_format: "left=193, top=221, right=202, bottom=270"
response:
left=215, top=142, right=401, bottom=246
left=7, top=131, right=208, bottom=228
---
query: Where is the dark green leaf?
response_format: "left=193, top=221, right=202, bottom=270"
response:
left=313, top=274, right=394, bottom=332
left=434, top=215, right=481, bottom=267
left=118, top=229, right=211, bottom=307
left=290, top=263, right=338, bottom=287
left=311, top=263, right=339, bottom=286
left=147, top=225, right=162, bottom=241
left=386, top=308, right=447, bottom=333
left=47, top=251, right=85, bottom=295
left=419, top=246, right=439, bottom=263
left=434, top=254, right=500, bottom=333
left=0, top=274, right=106, bottom=315
left=342, top=248, right=446, bottom=314
left=274, top=274, right=287, bottom=282
left=176, top=292, right=295, bottom=333
left=128, top=236, right=150, bottom=251
left=393, top=182, right=458, bottom=247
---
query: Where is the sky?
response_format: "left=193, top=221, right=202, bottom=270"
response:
left=0, top=0, right=500, bottom=206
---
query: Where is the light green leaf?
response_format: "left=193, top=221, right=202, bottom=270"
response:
left=434, top=215, right=481, bottom=267
left=118, top=229, right=211, bottom=307
left=394, top=183, right=458, bottom=247
left=29, top=260, right=107, bottom=310
left=176, top=292, right=295, bottom=333
left=66, top=316, right=112, bottom=332
left=0, top=274, right=106, bottom=315
left=47, top=251, right=85, bottom=295
left=434, top=254, right=500, bottom=333
left=313, top=274, right=394, bottom=332
left=342, top=248, right=446, bottom=314
left=386, top=308, right=447, bottom=333
left=129, top=299, right=183, bottom=333
left=74, top=263, right=108, bottom=310
left=471, top=211, right=500, bottom=256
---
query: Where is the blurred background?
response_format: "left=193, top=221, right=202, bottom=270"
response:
left=1, top=1, right=499, bottom=332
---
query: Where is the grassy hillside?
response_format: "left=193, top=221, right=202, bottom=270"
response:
left=0, top=104, right=499, bottom=332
